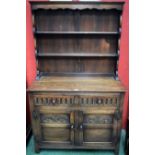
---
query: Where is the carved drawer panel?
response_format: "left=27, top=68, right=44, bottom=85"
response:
left=33, top=94, right=120, bottom=107
left=33, top=96, right=75, bottom=106
left=79, top=96, right=120, bottom=107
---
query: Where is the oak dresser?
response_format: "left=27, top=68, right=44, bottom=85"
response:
left=27, top=1, right=126, bottom=155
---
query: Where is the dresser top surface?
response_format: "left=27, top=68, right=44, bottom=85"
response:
left=27, top=76, right=125, bottom=92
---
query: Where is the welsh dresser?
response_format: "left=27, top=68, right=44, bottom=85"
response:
left=27, top=1, right=126, bottom=155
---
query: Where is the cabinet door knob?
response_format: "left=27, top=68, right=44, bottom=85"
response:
left=80, top=124, right=83, bottom=130
left=104, top=119, right=108, bottom=123
left=71, top=124, right=74, bottom=129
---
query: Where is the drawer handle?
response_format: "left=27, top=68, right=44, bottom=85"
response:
left=97, top=99, right=102, bottom=104
left=52, top=99, right=56, bottom=104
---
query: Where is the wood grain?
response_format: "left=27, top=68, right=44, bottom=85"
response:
left=28, top=2, right=125, bottom=154
left=27, top=76, right=125, bottom=92
left=31, top=1, right=124, bottom=11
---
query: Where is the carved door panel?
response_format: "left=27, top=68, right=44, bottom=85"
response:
left=77, top=110, right=120, bottom=147
left=32, top=110, right=75, bottom=146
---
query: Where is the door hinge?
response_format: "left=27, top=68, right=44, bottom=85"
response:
left=32, top=110, right=38, bottom=120
left=114, top=110, right=121, bottom=120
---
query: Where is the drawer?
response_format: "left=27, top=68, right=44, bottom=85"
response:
left=32, top=93, right=121, bottom=107
left=33, top=95, right=75, bottom=107
left=79, top=95, right=120, bottom=107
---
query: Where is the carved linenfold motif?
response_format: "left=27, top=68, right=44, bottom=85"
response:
left=33, top=96, right=120, bottom=106
left=40, top=114, right=69, bottom=124
left=84, top=115, right=113, bottom=124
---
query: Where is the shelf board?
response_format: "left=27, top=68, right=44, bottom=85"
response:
left=36, top=53, right=118, bottom=58
left=39, top=72, right=115, bottom=77
left=35, top=31, right=119, bottom=35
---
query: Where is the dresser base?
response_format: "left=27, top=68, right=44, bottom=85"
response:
left=34, top=141, right=120, bottom=155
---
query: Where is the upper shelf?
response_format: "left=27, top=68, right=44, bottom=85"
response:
left=36, top=53, right=118, bottom=58
left=35, top=31, right=120, bottom=36
left=30, top=1, right=124, bottom=11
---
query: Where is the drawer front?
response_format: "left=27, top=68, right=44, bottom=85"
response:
left=79, top=95, right=119, bottom=107
left=33, top=95, right=75, bottom=107
left=32, top=93, right=121, bottom=107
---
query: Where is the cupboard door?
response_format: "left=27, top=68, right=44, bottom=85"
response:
left=83, top=113, right=113, bottom=143
left=41, top=111, right=75, bottom=145
left=78, top=110, right=120, bottom=148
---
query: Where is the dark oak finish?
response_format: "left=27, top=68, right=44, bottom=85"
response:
left=31, top=1, right=124, bottom=11
left=35, top=31, right=120, bottom=35
left=28, top=76, right=125, bottom=92
left=36, top=35, right=118, bottom=53
left=36, top=53, right=118, bottom=58
left=37, top=58, right=116, bottom=75
left=28, top=77, right=125, bottom=154
left=28, top=1, right=125, bottom=155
